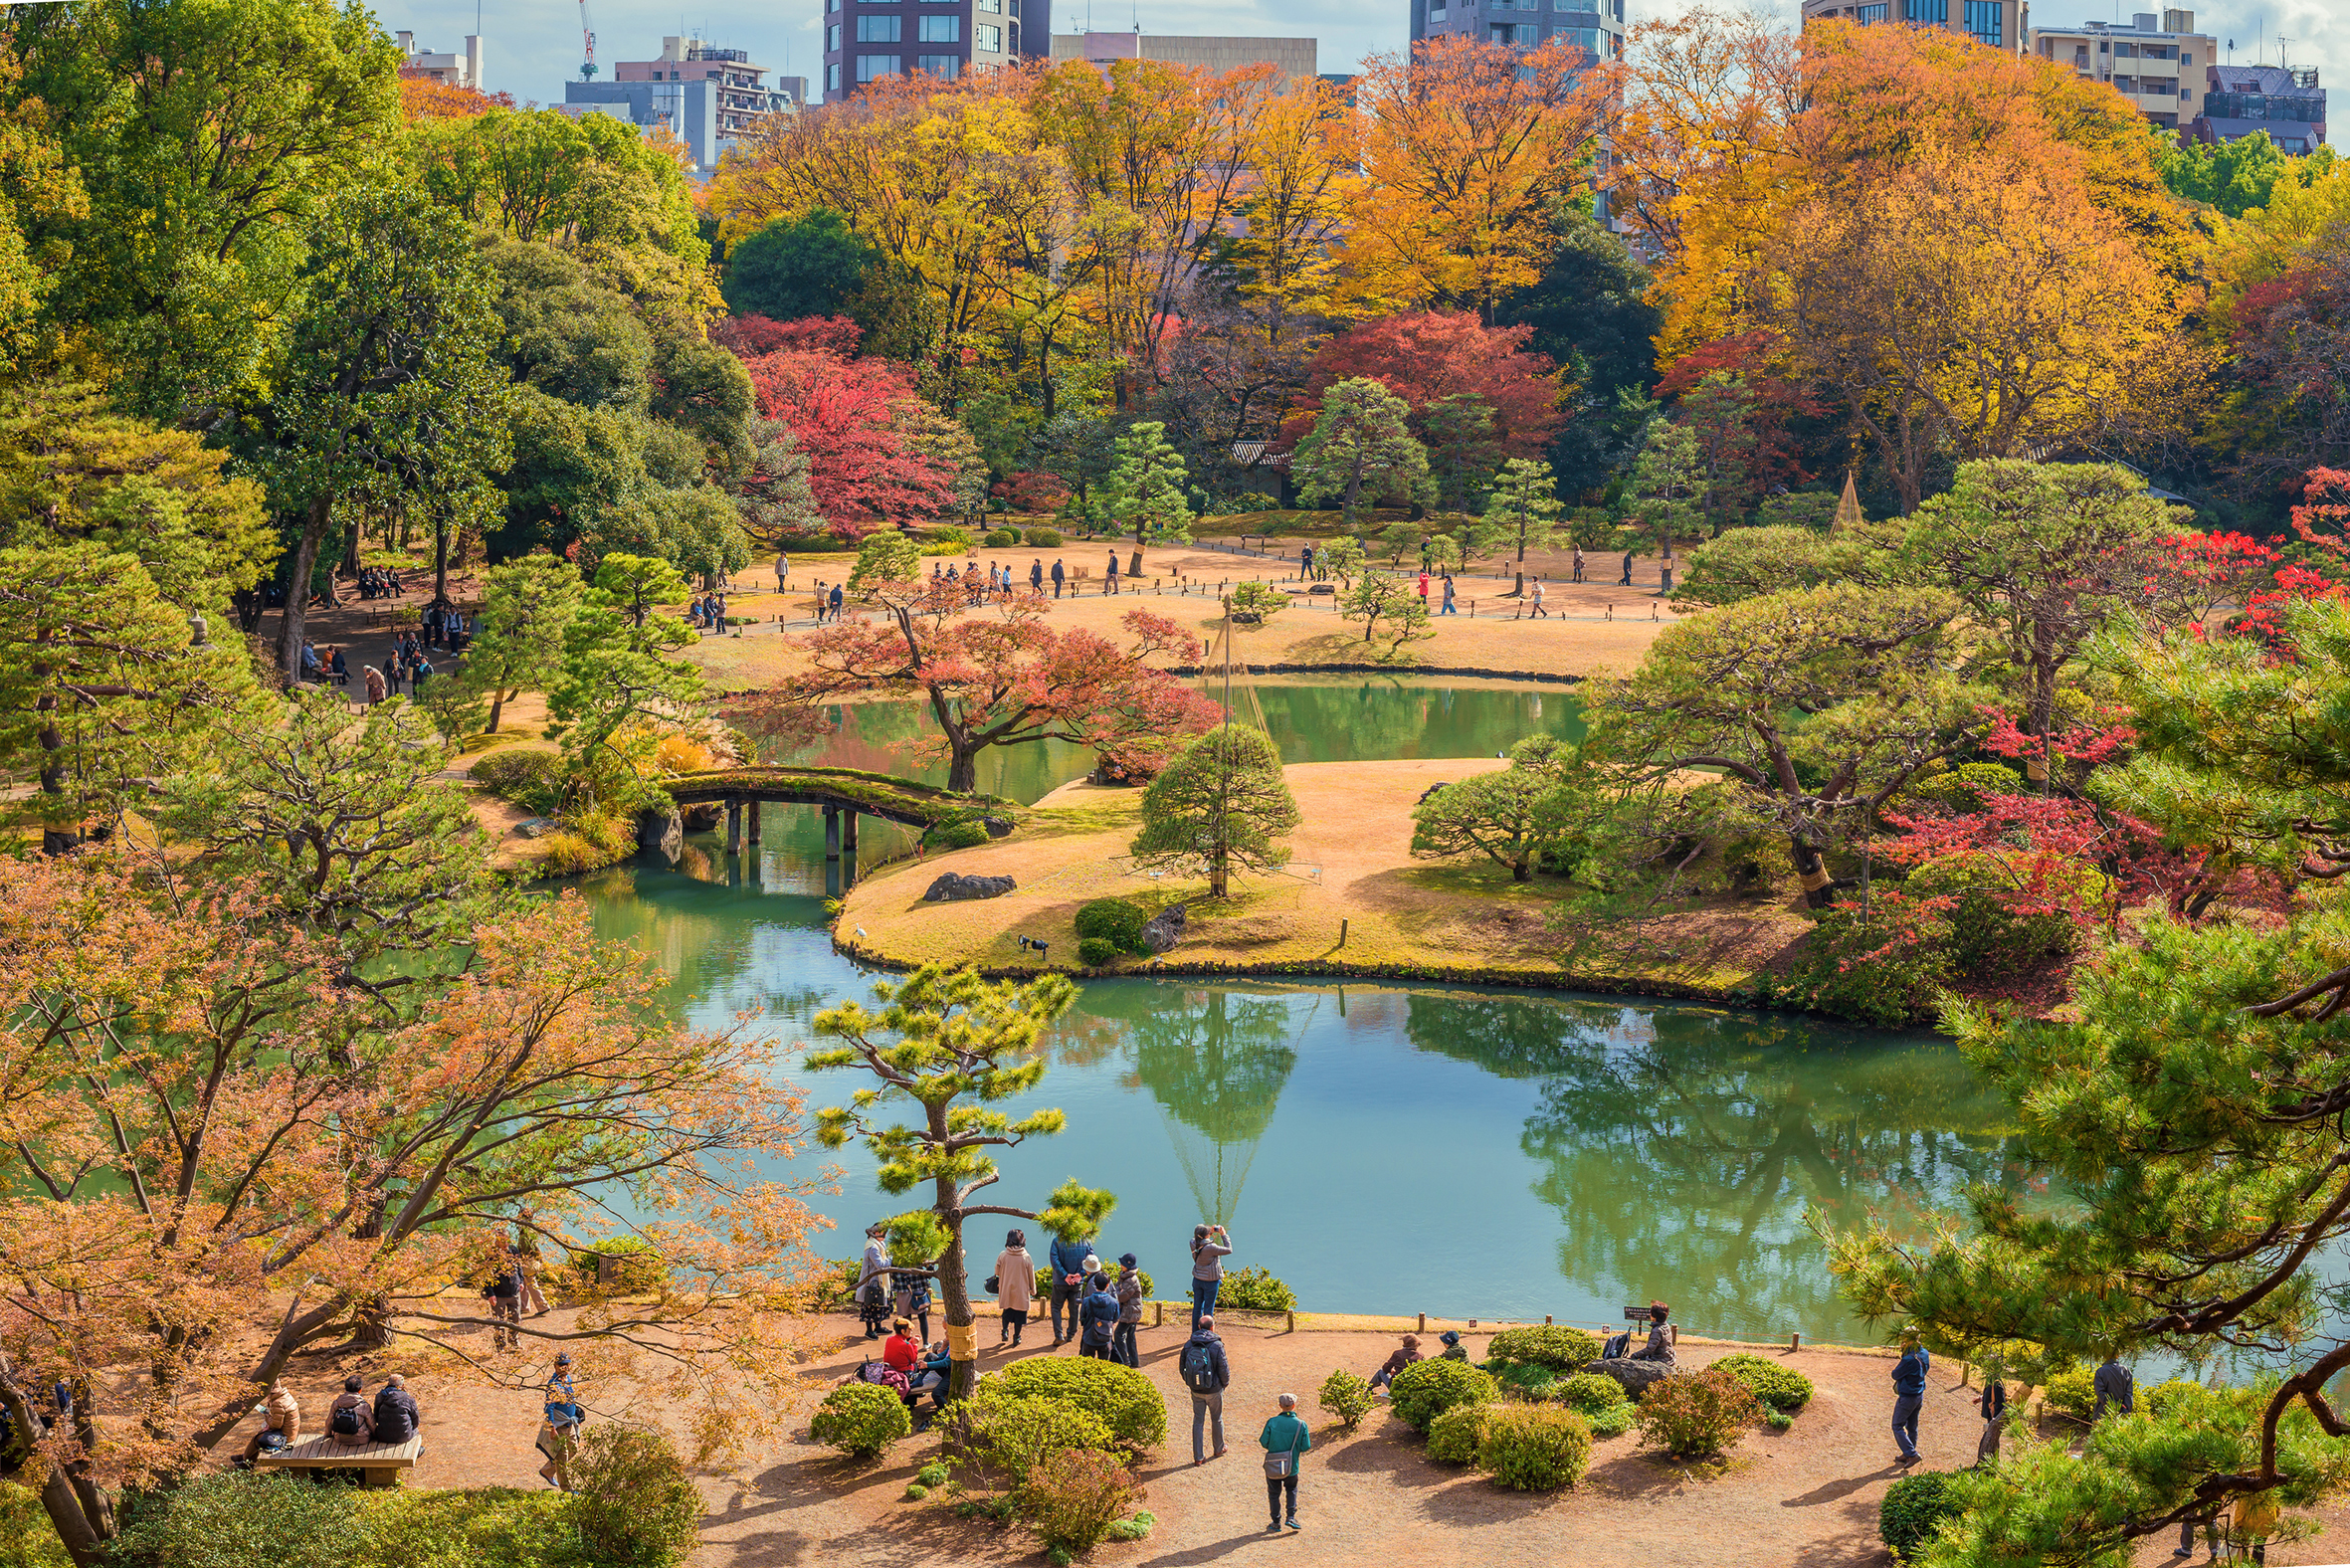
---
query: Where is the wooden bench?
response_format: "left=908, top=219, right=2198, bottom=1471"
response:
left=255, top=1433, right=421, bottom=1488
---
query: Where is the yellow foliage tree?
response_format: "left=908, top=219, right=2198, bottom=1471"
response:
left=1222, top=76, right=1361, bottom=341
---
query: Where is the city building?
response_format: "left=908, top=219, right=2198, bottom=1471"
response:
left=822, top=0, right=1051, bottom=103
left=395, top=30, right=485, bottom=90
left=2030, top=12, right=2216, bottom=132
left=1800, top=0, right=2025, bottom=54
left=1410, top=0, right=1626, bottom=69
left=2190, top=60, right=2327, bottom=153
left=563, top=36, right=794, bottom=171
left=1049, top=31, right=1317, bottom=81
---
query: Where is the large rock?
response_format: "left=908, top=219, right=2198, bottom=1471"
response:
left=1588, top=1356, right=1677, bottom=1400
left=923, top=872, right=1016, bottom=902
left=681, top=802, right=723, bottom=831
left=1139, top=903, right=1188, bottom=953
left=636, top=809, right=683, bottom=863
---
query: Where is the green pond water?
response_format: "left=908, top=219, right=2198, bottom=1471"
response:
left=576, top=679, right=2021, bottom=1341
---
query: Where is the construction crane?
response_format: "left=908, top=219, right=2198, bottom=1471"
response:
left=577, top=0, right=598, bottom=80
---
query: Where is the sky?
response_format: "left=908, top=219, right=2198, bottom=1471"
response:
left=395, top=0, right=2344, bottom=109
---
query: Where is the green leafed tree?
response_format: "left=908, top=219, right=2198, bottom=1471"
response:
left=1623, top=418, right=1704, bottom=581
left=1411, top=764, right=1557, bottom=882
left=545, top=553, right=704, bottom=795
left=1103, top=420, right=1193, bottom=571
left=1130, top=723, right=1301, bottom=899
left=1484, top=457, right=1564, bottom=596
left=850, top=529, right=923, bottom=594
left=804, top=966, right=1116, bottom=1398
left=1340, top=570, right=1431, bottom=653
left=461, top=553, right=586, bottom=733
left=1290, top=377, right=1434, bottom=531
left=721, top=208, right=880, bottom=322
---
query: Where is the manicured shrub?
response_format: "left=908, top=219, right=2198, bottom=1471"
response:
left=1077, top=937, right=1118, bottom=967
left=1023, top=527, right=1065, bottom=548
left=902, top=1483, right=929, bottom=1501
left=810, top=1383, right=912, bottom=1460
left=930, top=524, right=975, bottom=548
left=1021, top=1449, right=1140, bottom=1555
left=353, top=1486, right=585, bottom=1568
left=1491, top=1361, right=1557, bottom=1401
left=1583, top=1403, right=1635, bottom=1439
left=1230, top=493, right=1280, bottom=513
left=1555, top=1372, right=1633, bottom=1417
left=914, top=1463, right=950, bottom=1488
left=931, top=821, right=989, bottom=851
left=1778, top=889, right=1955, bottom=1027
left=570, top=1424, right=701, bottom=1567
left=1102, top=1511, right=1154, bottom=1542
left=1764, top=1409, right=1793, bottom=1432
left=984, top=528, right=1020, bottom=548
left=1905, top=850, right=2106, bottom=978
left=1633, top=1367, right=1762, bottom=1459
left=109, top=1471, right=356, bottom=1568
left=2041, top=1365, right=2096, bottom=1422
left=946, top=1395, right=1118, bottom=1485
left=1426, top=1401, right=1491, bottom=1466
left=1215, top=1266, right=1296, bottom=1312
left=1485, top=1324, right=1599, bottom=1371
left=989, top=1356, right=1167, bottom=1449
left=1476, top=1404, right=1594, bottom=1491
left=1879, top=1470, right=1964, bottom=1563
left=472, top=747, right=565, bottom=813
left=1709, top=1353, right=1814, bottom=1412
left=1389, top=1358, right=1499, bottom=1434
left=1319, top=1369, right=1375, bottom=1429
left=1074, top=897, right=1148, bottom=953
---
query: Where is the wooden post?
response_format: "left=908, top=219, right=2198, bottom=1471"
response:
left=1418, top=1312, right=1426, bottom=1332
left=747, top=799, right=762, bottom=845
left=726, top=799, right=743, bottom=854
left=823, top=806, right=841, bottom=862
left=1339, top=918, right=1348, bottom=947
left=1155, top=1301, right=1164, bottom=1328
left=1545, top=1314, right=1553, bottom=1325
left=1791, top=1331, right=1802, bottom=1351
left=1285, top=1310, right=1295, bottom=1333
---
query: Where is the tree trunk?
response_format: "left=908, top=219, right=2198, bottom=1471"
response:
left=32, top=645, right=73, bottom=856
left=946, top=745, right=980, bottom=794
left=433, top=522, right=452, bottom=608
left=1511, top=859, right=1530, bottom=883
left=487, top=687, right=507, bottom=733
left=35, top=1466, right=104, bottom=1566
left=274, top=494, right=333, bottom=679
left=1790, top=837, right=1837, bottom=910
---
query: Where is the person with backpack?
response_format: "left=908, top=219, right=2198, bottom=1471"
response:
left=1181, top=1313, right=1232, bottom=1467
left=1048, top=1229, right=1093, bottom=1346
left=1975, top=1371, right=2007, bottom=1466
left=326, top=1374, right=375, bottom=1448
left=1259, top=1392, right=1310, bottom=1532
left=1190, top=1223, right=1232, bottom=1328
left=992, top=1228, right=1036, bottom=1347
left=485, top=1248, right=522, bottom=1351
left=1891, top=1327, right=1930, bottom=1466
left=1078, top=1272, right=1120, bottom=1361
left=1112, top=1254, right=1144, bottom=1368
left=371, top=1375, right=422, bottom=1450
left=829, top=582, right=844, bottom=622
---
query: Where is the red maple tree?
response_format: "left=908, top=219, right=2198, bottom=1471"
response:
left=1278, top=310, right=1565, bottom=459
left=1653, top=330, right=1827, bottom=495
left=736, top=337, right=958, bottom=541
left=714, top=313, right=862, bottom=358
left=746, top=578, right=1221, bottom=792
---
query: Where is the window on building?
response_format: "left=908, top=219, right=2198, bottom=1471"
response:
left=1961, top=0, right=2001, bottom=48
left=1430, top=3, right=1448, bottom=17
left=976, top=23, right=1002, bottom=49
left=915, top=54, right=959, bottom=77
left=858, top=15, right=900, bottom=41
left=1551, top=25, right=1600, bottom=48
left=828, top=24, right=842, bottom=50
left=1903, top=0, right=1946, bottom=21
left=856, top=53, right=899, bottom=81
left=829, top=62, right=842, bottom=89
left=1855, top=3, right=1888, bottom=20
left=1490, top=23, right=1512, bottom=42
left=977, top=0, right=1000, bottom=11
left=917, top=14, right=959, bottom=40
left=2183, top=51, right=2194, bottom=64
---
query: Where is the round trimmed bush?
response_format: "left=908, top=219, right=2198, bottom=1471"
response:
left=1485, top=1324, right=1600, bottom=1371
left=984, top=528, right=1020, bottom=548
left=1476, top=1404, right=1593, bottom=1491
left=1319, top=1369, right=1375, bottom=1429
left=1389, top=1357, right=1499, bottom=1434
left=471, top=747, right=564, bottom=813
left=1077, top=937, right=1118, bottom=967
left=1879, top=1470, right=1964, bottom=1563
left=1426, top=1402, right=1491, bottom=1466
left=948, top=1394, right=1118, bottom=1482
left=571, top=1423, right=702, bottom=1567
left=1074, top=897, right=1148, bottom=954
left=2041, top=1364, right=2095, bottom=1422
left=988, top=1356, right=1167, bottom=1449
left=1555, top=1372, right=1633, bottom=1417
left=810, top=1383, right=912, bottom=1459
left=1709, top=1353, right=1814, bottom=1412
left=915, top=1463, right=950, bottom=1487
left=930, top=820, right=989, bottom=851
left=1905, top=850, right=2105, bottom=977
left=1215, top=1266, right=1295, bottom=1312
left=1633, top=1367, right=1761, bottom=1459
left=1492, top=1361, right=1557, bottom=1401
left=1021, top=1448, right=1140, bottom=1556
left=1024, top=527, right=1064, bottom=547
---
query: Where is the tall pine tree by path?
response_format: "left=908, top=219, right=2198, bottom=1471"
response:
left=1130, top=723, right=1301, bottom=899
left=1290, top=378, right=1434, bottom=531
left=1483, top=457, right=1564, bottom=597
left=1103, top=420, right=1193, bottom=576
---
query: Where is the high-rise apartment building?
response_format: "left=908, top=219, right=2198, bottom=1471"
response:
left=1800, top=0, right=2025, bottom=54
left=615, top=38, right=790, bottom=145
left=1050, top=31, right=1318, bottom=82
left=2190, top=61, right=2327, bottom=153
left=822, top=0, right=1051, bottom=102
left=564, top=36, right=794, bottom=171
left=1410, top=0, right=1626, bottom=68
left=2030, top=11, right=2215, bottom=131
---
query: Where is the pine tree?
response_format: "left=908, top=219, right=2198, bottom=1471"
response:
left=1483, top=457, right=1564, bottom=596
left=1130, top=723, right=1301, bottom=898
left=1102, top=420, right=1193, bottom=571
left=1290, top=378, right=1434, bottom=530
left=461, top=553, right=585, bottom=733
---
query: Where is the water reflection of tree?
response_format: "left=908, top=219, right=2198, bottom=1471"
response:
left=1406, top=994, right=2027, bottom=1339
left=1077, top=985, right=1303, bottom=1226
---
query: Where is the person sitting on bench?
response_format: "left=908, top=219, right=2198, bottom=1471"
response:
left=239, top=1381, right=299, bottom=1467
left=1369, top=1335, right=1423, bottom=1393
left=372, top=1374, right=422, bottom=1453
left=326, top=1375, right=375, bottom=1448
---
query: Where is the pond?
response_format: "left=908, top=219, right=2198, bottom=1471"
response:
left=575, top=678, right=2017, bottom=1343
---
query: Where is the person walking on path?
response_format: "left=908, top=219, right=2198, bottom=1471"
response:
left=1441, top=574, right=1456, bottom=614
left=1190, top=1224, right=1232, bottom=1328
left=486, top=1248, right=522, bottom=1351
left=1030, top=558, right=1045, bottom=594
left=1048, top=1229, right=1093, bottom=1346
left=1078, top=1272, right=1120, bottom=1360
left=1181, top=1313, right=1231, bottom=1467
left=1890, top=1327, right=1930, bottom=1466
left=2093, top=1352, right=2135, bottom=1419
left=1113, top=1254, right=1144, bottom=1368
left=514, top=1226, right=550, bottom=1317
left=1620, top=550, right=1636, bottom=586
left=363, top=664, right=386, bottom=704
left=993, top=1229, right=1036, bottom=1346
left=1105, top=552, right=1120, bottom=595
left=1572, top=545, right=1586, bottom=583
left=1975, top=1372, right=2006, bottom=1466
left=1052, top=558, right=1066, bottom=598
left=1260, top=1393, right=1310, bottom=1532
left=1531, top=576, right=1547, bottom=618
left=829, top=582, right=844, bottom=623
left=1417, top=569, right=1430, bottom=613
left=538, top=1356, right=584, bottom=1492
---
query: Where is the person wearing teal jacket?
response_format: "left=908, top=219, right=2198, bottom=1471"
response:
left=1259, top=1393, right=1311, bottom=1532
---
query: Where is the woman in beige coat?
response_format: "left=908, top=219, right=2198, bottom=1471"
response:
left=994, top=1229, right=1037, bottom=1348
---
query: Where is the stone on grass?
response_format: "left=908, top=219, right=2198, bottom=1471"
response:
left=924, top=873, right=1016, bottom=902
left=1139, top=904, right=1188, bottom=952
left=1588, top=1357, right=1675, bottom=1400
